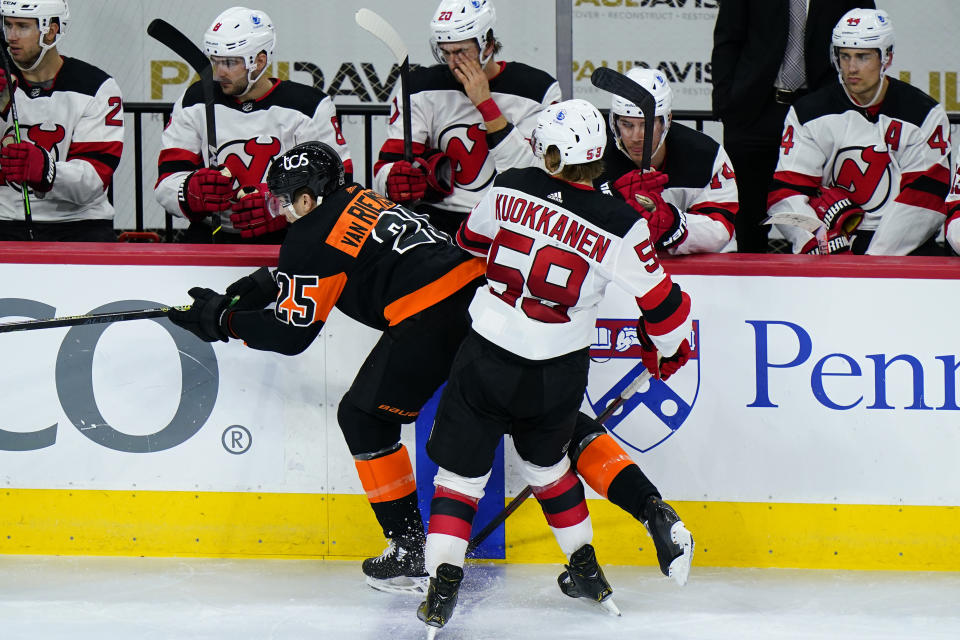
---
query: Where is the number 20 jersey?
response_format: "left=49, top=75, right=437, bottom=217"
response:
left=457, top=167, right=692, bottom=361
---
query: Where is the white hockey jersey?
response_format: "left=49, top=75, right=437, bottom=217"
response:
left=373, top=61, right=561, bottom=217
left=598, top=122, right=738, bottom=254
left=155, top=79, right=352, bottom=233
left=0, top=57, right=123, bottom=223
left=457, top=167, right=692, bottom=361
left=945, top=164, right=960, bottom=254
left=768, top=78, right=951, bottom=255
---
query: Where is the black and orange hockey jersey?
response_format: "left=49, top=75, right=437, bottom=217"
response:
left=228, top=184, right=485, bottom=354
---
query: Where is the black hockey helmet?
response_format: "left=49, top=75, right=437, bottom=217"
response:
left=265, top=141, right=346, bottom=216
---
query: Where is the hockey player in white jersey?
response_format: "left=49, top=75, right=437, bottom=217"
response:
left=417, top=100, right=694, bottom=635
left=945, top=165, right=960, bottom=255
left=372, top=0, right=560, bottom=236
left=598, top=67, right=738, bottom=255
left=0, top=0, right=123, bottom=241
left=767, top=9, right=951, bottom=256
left=154, top=7, right=352, bottom=243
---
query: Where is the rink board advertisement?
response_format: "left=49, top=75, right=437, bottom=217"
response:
left=1, top=248, right=958, bottom=570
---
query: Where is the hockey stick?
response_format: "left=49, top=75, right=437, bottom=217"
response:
left=0, top=35, right=34, bottom=240
left=466, top=368, right=654, bottom=554
left=147, top=19, right=223, bottom=238
left=355, top=9, right=413, bottom=162
left=591, top=67, right=655, bottom=173
left=0, top=305, right=188, bottom=334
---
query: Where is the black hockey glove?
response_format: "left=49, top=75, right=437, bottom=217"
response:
left=225, top=266, right=279, bottom=310
left=168, top=287, right=234, bottom=342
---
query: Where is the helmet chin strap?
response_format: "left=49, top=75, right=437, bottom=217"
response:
left=11, top=36, right=56, bottom=72
left=840, top=71, right=887, bottom=109
left=236, top=62, right=268, bottom=99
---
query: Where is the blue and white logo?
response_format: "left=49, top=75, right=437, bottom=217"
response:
left=555, top=110, right=566, bottom=122
left=585, top=320, right=700, bottom=453
left=251, top=15, right=262, bottom=26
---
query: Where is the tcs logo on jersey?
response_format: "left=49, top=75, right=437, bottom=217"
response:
left=438, top=123, right=496, bottom=192
left=218, top=136, right=282, bottom=187
left=585, top=320, right=700, bottom=453
left=829, top=145, right=893, bottom=214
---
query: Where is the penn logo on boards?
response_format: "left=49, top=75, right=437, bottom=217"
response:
left=586, top=319, right=700, bottom=453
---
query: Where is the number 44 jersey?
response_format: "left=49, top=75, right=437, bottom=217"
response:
left=260, top=184, right=485, bottom=337
left=457, top=167, right=692, bottom=361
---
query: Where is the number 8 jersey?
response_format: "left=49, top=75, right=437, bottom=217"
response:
left=457, top=167, right=692, bottom=361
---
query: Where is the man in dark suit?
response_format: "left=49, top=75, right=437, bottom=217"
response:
left=711, top=0, right=875, bottom=253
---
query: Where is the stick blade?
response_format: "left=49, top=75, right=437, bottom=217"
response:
left=147, top=18, right=210, bottom=73
left=590, top=66, right=656, bottom=169
left=355, top=8, right=408, bottom=63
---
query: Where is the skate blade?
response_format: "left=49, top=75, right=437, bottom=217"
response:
left=365, top=575, right=428, bottom=595
left=576, top=594, right=621, bottom=617
left=425, top=625, right=438, bottom=640
left=667, top=522, right=694, bottom=587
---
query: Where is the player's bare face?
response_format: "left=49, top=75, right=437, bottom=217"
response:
left=3, top=18, right=44, bottom=66
left=210, top=56, right=249, bottom=96
left=616, top=115, right=665, bottom=166
left=837, top=48, right=883, bottom=104
left=438, top=40, right=482, bottom=72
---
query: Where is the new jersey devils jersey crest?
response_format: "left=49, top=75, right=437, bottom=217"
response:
left=219, top=136, right=282, bottom=187
left=585, top=320, right=700, bottom=453
left=438, top=123, right=495, bottom=193
left=829, top=145, right=893, bottom=213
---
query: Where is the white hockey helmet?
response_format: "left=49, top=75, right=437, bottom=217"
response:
left=831, top=9, right=895, bottom=70
left=204, top=7, right=276, bottom=94
left=609, top=67, right=673, bottom=159
left=429, top=0, right=497, bottom=66
left=0, top=0, right=70, bottom=71
left=531, top=99, right=607, bottom=175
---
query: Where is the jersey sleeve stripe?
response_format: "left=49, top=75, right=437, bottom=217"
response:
left=636, top=276, right=673, bottom=311
left=383, top=258, right=486, bottom=326
left=374, top=139, right=430, bottom=174
left=689, top=202, right=737, bottom=231
left=642, top=290, right=691, bottom=337
left=158, top=147, right=204, bottom=166
left=456, top=222, right=492, bottom=256
left=768, top=171, right=821, bottom=208
left=896, top=166, right=951, bottom=214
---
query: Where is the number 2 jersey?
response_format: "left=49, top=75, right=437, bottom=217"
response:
left=227, top=184, right=485, bottom=354
left=768, top=78, right=951, bottom=255
left=155, top=79, right=352, bottom=233
left=456, top=167, right=692, bottom=361
left=0, top=57, right=123, bottom=223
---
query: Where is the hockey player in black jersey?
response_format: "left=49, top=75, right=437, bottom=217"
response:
left=169, top=141, right=484, bottom=595
left=373, top=0, right=560, bottom=237
left=155, top=7, right=352, bottom=244
left=0, top=0, right=123, bottom=241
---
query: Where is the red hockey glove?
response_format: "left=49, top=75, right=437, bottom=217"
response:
left=613, top=169, right=669, bottom=199
left=385, top=160, right=427, bottom=203
left=637, top=318, right=691, bottom=381
left=1, top=141, right=55, bottom=192
left=178, top=168, right=237, bottom=222
left=230, top=183, right=288, bottom=238
left=0, top=67, right=9, bottom=95
left=800, top=230, right=851, bottom=255
left=412, top=149, right=454, bottom=198
left=809, top=187, right=864, bottom=235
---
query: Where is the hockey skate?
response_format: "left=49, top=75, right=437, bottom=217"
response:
left=557, top=544, right=621, bottom=616
left=642, top=495, right=694, bottom=586
left=362, top=534, right=428, bottom=594
left=417, top=563, right=464, bottom=639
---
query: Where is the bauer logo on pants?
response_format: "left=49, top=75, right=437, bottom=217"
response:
left=585, top=320, right=699, bottom=453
